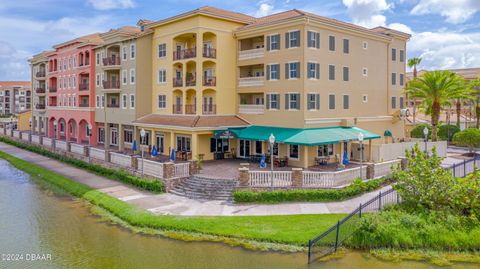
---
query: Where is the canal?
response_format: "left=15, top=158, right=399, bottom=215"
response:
left=0, top=159, right=476, bottom=269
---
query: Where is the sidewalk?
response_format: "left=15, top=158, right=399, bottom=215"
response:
left=0, top=142, right=391, bottom=216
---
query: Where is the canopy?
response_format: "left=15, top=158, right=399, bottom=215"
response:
left=214, top=125, right=380, bottom=146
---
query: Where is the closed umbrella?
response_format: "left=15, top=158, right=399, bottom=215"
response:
left=170, top=148, right=175, bottom=162
left=342, top=149, right=349, bottom=165
left=260, top=153, right=266, bottom=168
left=132, top=140, right=137, bottom=153
left=151, top=145, right=158, bottom=158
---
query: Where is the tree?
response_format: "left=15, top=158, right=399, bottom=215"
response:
left=468, top=78, right=480, bottom=128
left=410, top=123, right=431, bottom=139
left=452, top=128, right=480, bottom=153
left=438, top=124, right=460, bottom=141
left=406, top=70, right=473, bottom=141
left=407, top=57, right=422, bottom=124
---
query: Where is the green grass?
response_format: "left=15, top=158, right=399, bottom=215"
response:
left=0, top=136, right=164, bottom=192
left=0, top=151, right=343, bottom=247
left=234, top=177, right=391, bottom=203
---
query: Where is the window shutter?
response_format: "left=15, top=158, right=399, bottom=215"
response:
left=315, top=94, right=320, bottom=109
left=285, top=63, right=289, bottom=79
left=266, top=65, right=271, bottom=80
left=297, top=31, right=301, bottom=47
left=307, top=31, right=312, bottom=47
left=285, top=32, right=290, bottom=49
left=296, top=93, right=301, bottom=109
left=316, top=63, right=320, bottom=79
left=296, top=62, right=300, bottom=78
left=285, top=94, right=290, bottom=109
left=266, top=36, right=271, bottom=51
left=266, top=94, right=270, bottom=109
left=316, top=33, right=320, bottom=49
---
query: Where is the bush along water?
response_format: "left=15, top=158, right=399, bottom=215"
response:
left=0, top=136, right=164, bottom=193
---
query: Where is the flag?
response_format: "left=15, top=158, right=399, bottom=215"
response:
left=260, top=153, right=266, bottom=168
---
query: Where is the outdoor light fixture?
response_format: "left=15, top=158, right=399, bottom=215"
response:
left=423, top=127, right=429, bottom=155
left=358, top=133, right=364, bottom=179
left=87, top=123, right=92, bottom=163
left=140, top=128, right=146, bottom=178
left=269, top=133, right=275, bottom=190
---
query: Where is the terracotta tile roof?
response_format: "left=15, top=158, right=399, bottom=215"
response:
left=407, top=68, right=480, bottom=80
left=53, top=33, right=103, bottom=49
left=370, top=26, right=411, bottom=38
left=0, top=81, right=31, bottom=88
left=133, top=114, right=250, bottom=128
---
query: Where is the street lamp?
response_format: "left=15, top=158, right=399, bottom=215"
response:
left=269, top=133, right=275, bottom=190
left=87, top=123, right=92, bottom=163
left=358, top=133, right=364, bottom=179
left=53, top=120, right=57, bottom=149
left=140, top=128, right=146, bottom=178
left=423, top=126, right=429, bottom=155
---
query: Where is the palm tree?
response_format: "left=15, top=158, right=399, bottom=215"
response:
left=468, top=78, right=480, bottom=128
left=406, top=70, right=473, bottom=141
left=407, top=57, right=422, bottom=124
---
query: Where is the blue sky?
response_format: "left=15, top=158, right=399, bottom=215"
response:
left=0, top=0, right=479, bottom=80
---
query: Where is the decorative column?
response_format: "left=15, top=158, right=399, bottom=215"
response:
left=292, top=168, right=303, bottom=187
left=238, top=167, right=249, bottom=187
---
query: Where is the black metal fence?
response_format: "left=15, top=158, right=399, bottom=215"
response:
left=447, top=156, right=480, bottom=178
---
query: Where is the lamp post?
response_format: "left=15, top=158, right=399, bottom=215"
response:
left=358, top=133, right=364, bottom=179
left=87, top=123, right=92, bottom=163
left=269, top=133, right=275, bottom=190
left=423, top=126, right=429, bottom=155
left=140, top=128, right=146, bottom=178
left=53, top=120, right=57, bottom=149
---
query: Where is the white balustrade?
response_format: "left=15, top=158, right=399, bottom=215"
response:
left=138, top=159, right=164, bottom=178
left=248, top=171, right=292, bottom=187
left=42, top=137, right=52, bottom=147
left=373, top=159, right=401, bottom=178
left=302, top=166, right=367, bottom=188
left=239, top=104, right=264, bottom=114
left=55, top=140, right=67, bottom=151
left=238, top=48, right=264, bottom=60
left=31, top=134, right=41, bottom=144
left=70, top=143, right=86, bottom=156
left=21, top=133, right=30, bottom=142
left=238, top=76, right=265, bottom=87
left=174, top=163, right=189, bottom=178
left=13, top=130, right=20, bottom=138
left=89, top=147, right=106, bottom=161
left=110, top=152, right=132, bottom=168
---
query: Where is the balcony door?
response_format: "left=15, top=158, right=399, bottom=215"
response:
left=155, top=134, right=164, bottom=153
left=238, top=139, right=250, bottom=159
left=110, top=128, right=118, bottom=146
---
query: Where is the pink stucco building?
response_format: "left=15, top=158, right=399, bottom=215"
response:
left=46, top=34, right=103, bottom=145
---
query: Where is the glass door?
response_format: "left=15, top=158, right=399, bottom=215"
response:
left=156, top=134, right=164, bottom=153
left=238, top=140, right=250, bottom=158
left=110, top=128, right=118, bottom=146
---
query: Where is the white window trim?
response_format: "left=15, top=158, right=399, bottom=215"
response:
left=307, top=92, right=318, bottom=111
left=363, top=41, right=368, bottom=50
left=121, top=94, right=127, bottom=109
left=362, top=94, right=368, bottom=103
left=158, top=69, right=167, bottom=84
left=129, top=94, right=135, bottom=109
left=158, top=43, right=166, bottom=59
left=287, top=29, right=300, bottom=49
left=328, top=93, right=336, bottom=110
left=287, top=92, right=300, bottom=111
left=267, top=63, right=280, bottom=81
left=317, top=144, right=334, bottom=157
left=362, top=67, right=368, bottom=77
left=307, top=61, right=318, bottom=80
left=267, top=33, right=280, bottom=52
left=266, top=92, right=280, bottom=111
left=158, top=94, right=167, bottom=110
left=288, top=144, right=300, bottom=160
left=122, top=69, right=127, bottom=85
left=343, top=94, right=350, bottom=110
left=122, top=46, right=127, bottom=61
left=130, top=44, right=136, bottom=60
left=307, top=30, right=319, bottom=49
left=287, top=61, right=299, bottom=81
left=129, top=68, right=135, bottom=85
left=328, top=64, right=335, bottom=80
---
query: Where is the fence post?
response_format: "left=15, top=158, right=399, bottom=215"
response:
left=334, top=221, right=340, bottom=251
left=378, top=191, right=382, bottom=210
left=307, top=240, right=312, bottom=264
left=396, top=192, right=400, bottom=204
left=359, top=203, right=362, bottom=218
left=464, top=159, right=467, bottom=177
left=453, top=163, right=456, bottom=177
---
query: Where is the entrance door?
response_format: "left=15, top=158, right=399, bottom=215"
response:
left=110, top=128, right=118, bottom=146
left=156, top=134, right=164, bottom=153
left=238, top=139, right=250, bottom=158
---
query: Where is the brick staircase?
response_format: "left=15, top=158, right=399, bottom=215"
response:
left=169, top=175, right=238, bottom=201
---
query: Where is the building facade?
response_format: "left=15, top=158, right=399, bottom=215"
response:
left=30, top=51, right=49, bottom=135
left=0, top=81, right=31, bottom=116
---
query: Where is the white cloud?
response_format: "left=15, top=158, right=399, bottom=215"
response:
left=86, top=0, right=135, bottom=10
left=342, top=0, right=393, bottom=28
left=0, top=41, right=31, bottom=80
left=388, top=22, right=413, bottom=34
left=253, top=0, right=285, bottom=17
left=410, top=0, right=480, bottom=24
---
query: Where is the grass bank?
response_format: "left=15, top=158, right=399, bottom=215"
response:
left=0, top=151, right=344, bottom=250
left=0, top=136, right=164, bottom=193
left=234, top=177, right=391, bottom=203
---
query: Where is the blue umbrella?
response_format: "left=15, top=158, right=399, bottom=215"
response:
left=132, top=140, right=137, bottom=152
left=151, top=145, right=158, bottom=158
left=342, top=149, right=349, bottom=165
left=170, top=148, right=175, bottom=162
left=260, top=153, right=266, bottom=168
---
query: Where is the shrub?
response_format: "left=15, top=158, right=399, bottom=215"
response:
left=438, top=124, right=460, bottom=141
left=410, top=123, right=431, bottom=139
left=0, top=136, right=164, bottom=192
left=452, top=128, right=480, bottom=153
left=233, top=177, right=390, bottom=203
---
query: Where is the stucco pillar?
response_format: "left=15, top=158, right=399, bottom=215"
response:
left=196, top=31, right=203, bottom=116
left=292, top=168, right=303, bottom=187
left=238, top=167, right=249, bottom=187
left=65, top=121, right=71, bottom=142
left=118, top=124, right=124, bottom=152
left=191, top=133, right=199, bottom=159
left=104, top=123, right=111, bottom=150
left=368, top=139, right=373, bottom=162
left=302, top=146, right=309, bottom=168
left=170, top=131, right=175, bottom=154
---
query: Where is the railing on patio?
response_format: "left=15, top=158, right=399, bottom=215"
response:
left=238, top=48, right=265, bottom=60
left=373, top=159, right=401, bottom=178
left=89, top=147, right=106, bottom=161
left=102, top=80, right=120, bottom=89
left=103, top=56, right=121, bottom=66
left=13, top=130, right=21, bottom=139
left=173, top=78, right=183, bottom=87
left=31, top=134, right=41, bottom=144
left=238, top=76, right=264, bottom=87
left=249, top=171, right=292, bottom=187
left=173, top=48, right=196, bottom=60
left=447, top=157, right=480, bottom=178
left=110, top=152, right=132, bottom=168
left=138, top=158, right=164, bottom=178
left=302, top=166, right=367, bottom=188
left=70, top=143, right=86, bottom=156
left=203, top=48, right=216, bottom=58
left=55, top=140, right=67, bottom=151
left=174, top=163, right=189, bottom=178
left=203, top=76, right=216, bottom=86
left=21, top=133, right=30, bottom=142
left=42, top=137, right=52, bottom=147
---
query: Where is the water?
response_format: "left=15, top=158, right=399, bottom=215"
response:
left=0, top=159, right=477, bottom=269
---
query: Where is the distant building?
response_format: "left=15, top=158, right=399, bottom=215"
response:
left=0, top=81, right=31, bottom=116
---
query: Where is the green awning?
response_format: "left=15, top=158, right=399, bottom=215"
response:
left=214, top=125, right=381, bottom=146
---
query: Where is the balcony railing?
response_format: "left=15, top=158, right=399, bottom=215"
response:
left=49, top=86, right=57, bottom=93
left=79, top=103, right=89, bottom=108
left=173, top=47, right=196, bottom=60
left=238, top=76, right=265, bottom=87
left=238, top=48, right=265, bottom=60
left=103, top=56, right=121, bottom=66
left=107, top=103, right=120, bottom=108
left=173, top=104, right=182, bottom=114
left=202, top=104, right=216, bottom=115
left=35, top=88, right=46, bottom=94
left=239, top=104, right=264, bottom=114
left=203, top=76, right=216, bottom=87
left=173, top=78, right=183, bottom=87
left=186, top=77, right=196, bottom=86
left=79, top=83, right=89, bottom=91
left=203, top=48, right=216, bottom=58
left=36, top=71, right=46, bottom=78
left=35, top=104, right=46, bottom=110
left=185, top=104, right=196, bottom=114
left=102, top=80, right=120, bottom=89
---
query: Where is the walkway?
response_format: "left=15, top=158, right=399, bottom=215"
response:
left=0, top=142, right=390, bottom=216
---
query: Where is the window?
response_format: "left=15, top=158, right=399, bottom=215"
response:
left=285, top=93, right=300, bottom=110
left=96, top=53, right=100, bottom=65
left=158, top=95, right=166, bottom=109
left=129, top=94, right=135, bottom=109
left=122, top=69, right=127, bottom=85
left=391, top=96, right=397, bottom=109
left=158, top=43, right=166, bottom=58
left=122, top=94, right=127, bottom=109
left=73, top=76, right=76, bottom=87
left=98, top=128, right=105, bottom=143
left=400, top=50, right=405, bottom=62
left=73, top=56, right=76, bottom=67
left=266, top=93, right=279, bottom=110
left=140, top=131, right=150, bottom=145
left=158, top=69, right=166, bottom=83
left=286, top=62, right=300, bottom=79
left=101, top=95, right=105, bottom=108
left=343, top=39, right=349, bottom=54
left=176, top=136, right=191, bottom=152
left=122, top=46, right=127, bottom=60
left=96, top=95, right=100, bottom=108
left=392, top=73, right=397, bottom=85
left=329, top=36, right=335, bottom=51
left=329, top=65, right=335, bottom=80
left=400, top=74, right=404, bottom=86
left=130, top=44, right=135, bottom=59
left=289, top=144, right=299, bottom=159
left=307, top=31, right=320, bottom=48
left=266, top=64, right=279, bottom=80
left=63, top=59, right=66, bottom=70
left=307, top=93, right=320, bottom=110
left=318, top=144, right=334, bottom=157
left=343, top=67, right=349, bottom=81
left=363, top=41, right=368, bottom=49
left=329, top=94, right=335, bottom=109
left=96, top=74, right=100, bottom=86
left=391, top=48, right=396, bottom=61
left=362, top=67, right=368, bottom=76
left=130, top=69, right=135, bottom=84
left=308, top=62, right=320, bottom=79
left=124, top=129, right=133, bottom=143
left=400, top=96, right=404, bottom=109
left=343, top=95, right=349, bottom=109
left=267, top=34, right=280, bottom=51
left=286, top=30, right=300, bottom=48
left=362, top=94, right=368, bottom=103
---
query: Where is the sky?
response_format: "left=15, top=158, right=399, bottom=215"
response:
left=0, top=0, right=479, bottom=81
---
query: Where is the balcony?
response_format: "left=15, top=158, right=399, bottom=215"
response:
left=35, top=88, right=46, bottom=95
left=203, top=76, right=216, bottom=87
left=35, top=104, right=46, bottom=110
left=79, top=102, right=89, bottom=108
left=102, top=80, right=120, bottom=90
left=203, top=48, right=216, bottom=59
left=173, top=48, right=196, bottom=61
left=173, top=78, right=183, bottom=87
left=173, top=104, right=182, bottom=114
left=239, top=104, right=264, bottom=115
left=79, top=83, right=89, bottom=91
left=238, top=76, right=265, bottom=87
left=103, top=56, right=121, bottom=67
left=49, top=86, right=57, bottom=93
left=185, top=104, right=196, bottom=114
left=238, top=48, right=265, bottom=61
left=35, top=71, right=46, bottom=78
left=107, top=103, right=120, bottom=108
left=202, top=104, right=216, bottom=115
left=186, top=77, right=196, bottom=87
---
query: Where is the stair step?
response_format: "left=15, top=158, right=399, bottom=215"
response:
left=169, top=175, right=237, bottom=201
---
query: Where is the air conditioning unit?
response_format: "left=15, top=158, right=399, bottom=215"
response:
left=340, top=118, right=355, bottom=127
